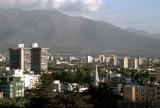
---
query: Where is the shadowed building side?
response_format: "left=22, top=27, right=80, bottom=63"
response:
left=9, top=48, right=21, bottom=70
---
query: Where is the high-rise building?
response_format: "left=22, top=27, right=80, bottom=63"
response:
left=87, top=56, right=93, bottom=63
left=31, top=47, right=49, bottom=73
left=23, top=48, right=31, bottom=71
left=98, top=55, right=106, bottom=62
left=117, top=57, right=124, bottom=67
left=9, top=48, right=21, bottom=70
left=139, top=57, right=145, bottom=65
left=113, top=56, right=118, bottom=66
left=124, top=57, right=139, bottom=69
left=134, top=58, right=139, bottom=69
left=9, top=43, right=49, bottom=74
left=9, top=44, right=32, bottom=72
left=124, top=57, right=129, bottom=68
left=128, top=58, right=135, bottom=69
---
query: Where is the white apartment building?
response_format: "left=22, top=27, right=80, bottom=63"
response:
left=24, top=74, right=40, bottom=89
left=87, top=56, right=93, bottom=63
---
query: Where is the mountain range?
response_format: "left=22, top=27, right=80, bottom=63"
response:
left=0, top=8, right=160, bottom=55
left=126, top=27, right=160, bottom=39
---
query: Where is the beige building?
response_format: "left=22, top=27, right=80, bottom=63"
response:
left=153, top=86, right=160, bottom=104
left=0, top=90, right=3, bottom=99
left=128, top=58, right=139, bottom=69
left=134, top=58, right=139, bottom=69
left=139, top=57, right=145, bottom=65
left=0, top=54, right=6, bottom=62
left=98, top=55, right=106, bottom=62
left=117, top=57, right=124, bottom=67
left=124, top=57, right=129, bottom=68
left=128, top=58, right=135, bottom=69
left=23, top=48, right=31, bottom=72
left=123, top=84, right=153, bottom=103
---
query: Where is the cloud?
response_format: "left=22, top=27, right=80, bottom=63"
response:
left=0, top=0, right=37, bottom=6
left=0, top=0, right=104, bottom=12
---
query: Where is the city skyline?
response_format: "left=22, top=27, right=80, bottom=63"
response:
left=0, top=1, right=160, bottom=107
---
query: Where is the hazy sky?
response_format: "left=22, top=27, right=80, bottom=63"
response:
left=0, top=0, right=159, bottom=34
left=102, top=0, right=160, bottom=34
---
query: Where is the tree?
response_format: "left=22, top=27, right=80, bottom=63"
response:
left=37, top=73, right=54, bottom=96
left=0, top=98, right=24, bottom=108
left=53, top=93, right=92, bottom=108
left=26, top=73, right=55, bottom=108
left=86, top=82, right=122, bottom=108
left=76, top=63, right=93, bottom=84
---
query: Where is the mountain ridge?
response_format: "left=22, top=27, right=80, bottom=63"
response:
left=0, top=9, right=160, bottom=55
left=126, top=27, right=160, bottom=39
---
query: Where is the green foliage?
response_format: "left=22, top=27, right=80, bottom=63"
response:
left=53, top=93, right=92, bottom=108
left=0, top=61, right=9, bottom=67
left=87, top=82, right=121, bottom=108
left=48, top=63, right=93, bottom=84
left=26, top=96, right=54, bottom=108
left=77, top=64, right=93, bottom=84
left=0, top=61, right=9, bottom=73
left=35, top=73, right=54, bottom=96
left=27, top=66, right=132, bottom=108
left=26, top=72, right=123, bottom=108
left=118, top=68, right=130, bottom=75
left=0, top=98, right=24, bottom=108
left=26, top=73, right=93, bottom=108
left=26, top=73, right=55, bottom=108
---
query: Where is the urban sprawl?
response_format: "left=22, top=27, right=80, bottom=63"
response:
left=0, top=43, right=160, bottom=107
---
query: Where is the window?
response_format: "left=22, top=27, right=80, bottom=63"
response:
left=10, top=88, right=13, bottom=92
left=10, top=93, right=13, bottom=98
left=16, top=90, right=19, bottom=94
left=10, top=84, right=13, bottom=87
left=19, top=90, right=21, bottom=93
left=16, top=93, right=19, bottom=97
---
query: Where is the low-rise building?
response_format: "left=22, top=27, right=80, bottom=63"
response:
left=0, top=90, right=3, bottom=99
left=123, top=84, right=153, bottom=103
left=0, top=69, right=24, bottom=98
left=0, top=54, right=6, bottom=62
left=53, top=80, right=61, bottom=92
left=24, top=74, right=40, bottom=89
left=153, top=85, right=160, bottom=104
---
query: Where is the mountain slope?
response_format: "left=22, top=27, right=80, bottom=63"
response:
left=126, top=27, right=160, bottom=39
left=0, top=9, right=160, bottom=55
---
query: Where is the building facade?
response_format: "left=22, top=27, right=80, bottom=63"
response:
left=9, top=43, right=49, bottom=74
left=87, top=56, right=93, bottom=63
left=123, top=84, right=154, bottom=103
left=24, top=74, right=40, bottom=89
left=124, top=57, right=129, bottom=68
left=0, top=70, right=24, bottom=98
left=9, top=48, right=21, bottom=70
